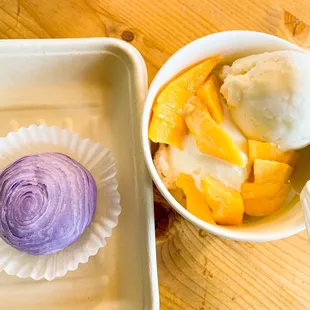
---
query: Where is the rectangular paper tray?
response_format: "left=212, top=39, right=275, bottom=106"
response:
left=0, top=38, right=159, bottom=310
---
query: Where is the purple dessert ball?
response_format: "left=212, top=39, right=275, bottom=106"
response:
left=0, top=153, right=97, bottom=255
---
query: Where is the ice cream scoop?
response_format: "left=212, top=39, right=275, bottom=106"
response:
left=0, top=153, right=97, bottom=255
left=220, top=50, right=310, bottom=151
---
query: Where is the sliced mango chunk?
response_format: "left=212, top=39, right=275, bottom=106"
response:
left=176, top=173, right=215, bottom=224
left=170, top=188, right=186, bottom=208
left=253, top=159, right=293, bottom=183
left=184, top=96, right=246, bottom=167
left=241, top=183, right=292, bottom=200
left=155, top=56, right=223, bottom=115
left=149, top=89, right=190, bottom=147
left=149, top=116, right=184, bottom=148
left=248, top=140, right=299, bottom=167
left=242, top=183, right=292, bottom=216
left=160, top=56, right=223, bottom=94
left=155, top=86, right=193, bottom=115
left=201, top=175, right=244, bottom=225
left=196, top=74, right=223, bottom=124
left=243, top=196, right=287, bottom=217
left=152, top=101, right=187, bottom=131
left=149, top=56, right=223, bottom=148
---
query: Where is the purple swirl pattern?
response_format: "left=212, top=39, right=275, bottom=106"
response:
left=0, top=153, right=97, bottom=255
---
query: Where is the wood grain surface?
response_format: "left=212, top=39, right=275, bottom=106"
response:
left=0, top=0, right=310, bottom=309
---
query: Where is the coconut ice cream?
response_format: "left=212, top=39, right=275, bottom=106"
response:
left=220, top=50, right=310, bottom=151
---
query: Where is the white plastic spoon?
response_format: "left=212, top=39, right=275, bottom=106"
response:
left=301, top=181, right=310, bottom=239
left=291, top=145, right=310, bottom=238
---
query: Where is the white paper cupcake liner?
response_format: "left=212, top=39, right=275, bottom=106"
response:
left=0, top=125, right=121, bottom=281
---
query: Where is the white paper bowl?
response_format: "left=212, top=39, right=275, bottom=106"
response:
left=142, top=30, right=305, bottom=242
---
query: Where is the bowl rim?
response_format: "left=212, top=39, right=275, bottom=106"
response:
left=141, top=30, right=305, bottom=242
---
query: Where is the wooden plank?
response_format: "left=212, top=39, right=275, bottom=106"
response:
left=0, top=0, right=310, bottom=308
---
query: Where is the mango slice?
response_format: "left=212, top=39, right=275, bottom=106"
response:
left=248, top=140, right=299, bottom=167
left=169, top=188, right=186, bottom=208
left=155, top=86, right=193, bottom=115
left=149, top=56, right=223, bottom=148
left=196, top=74, right=223, bottom=124
left=242, top=183, right=292, bottom=216
left=161, top=56, right=223, bottom=94
left=184, top=96, right=246, bottom=167
left=243, top=196, right=288, bottom=217
left=176, top=173, right=215, bottom=224
left=241, top=183, right=292, bottom=199
left=201, top=175, right=244, bottom=225
left=253, top=159, right=293, bottom=183
left=152, top=101, right=187, bottom=131
left=149, top=116, right=184, bottom=148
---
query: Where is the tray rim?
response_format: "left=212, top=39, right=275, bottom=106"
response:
left=0, top=37, right=159, bottom=310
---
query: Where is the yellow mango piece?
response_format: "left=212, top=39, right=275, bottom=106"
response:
left=149, top=56, right=223, bottom=148
left=156, top=56, right=223, bottom=112
left=149, top=116, right=184, bottom=148
left=253, top=159, right=293, bottom=183
left=184, top=96, right=246, bottom=167
left=196, top=74, right=223, bottom=124
left=169, top=188, right=186, bottom=208
left=242, top=181, right=292, bottom=216
left=241, top=183, right=291, bottom=200
left=244, top=196, right=287, bottom=217
left=201, top=175, right=244, bottom=225
left=248, top=140, right=299, bottom=167
left=176, top=173, right=215, bottom=224
left=152, top=101, right=187, bottom=131
left=156, top=86, right=193, bottom=115
left=164, top=56, right=223, bottom=94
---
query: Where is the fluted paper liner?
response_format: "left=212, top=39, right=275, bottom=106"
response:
left=0, top=125, right=121, bottom=280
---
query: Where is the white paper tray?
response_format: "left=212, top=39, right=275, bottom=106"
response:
left=0, top=38, right=159, bottom=310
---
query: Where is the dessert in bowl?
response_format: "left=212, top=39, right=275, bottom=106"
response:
left=142, top=31, right=307, bottom=242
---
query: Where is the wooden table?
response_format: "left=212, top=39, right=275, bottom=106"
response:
left=1, top=0, right=310, bottom=309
